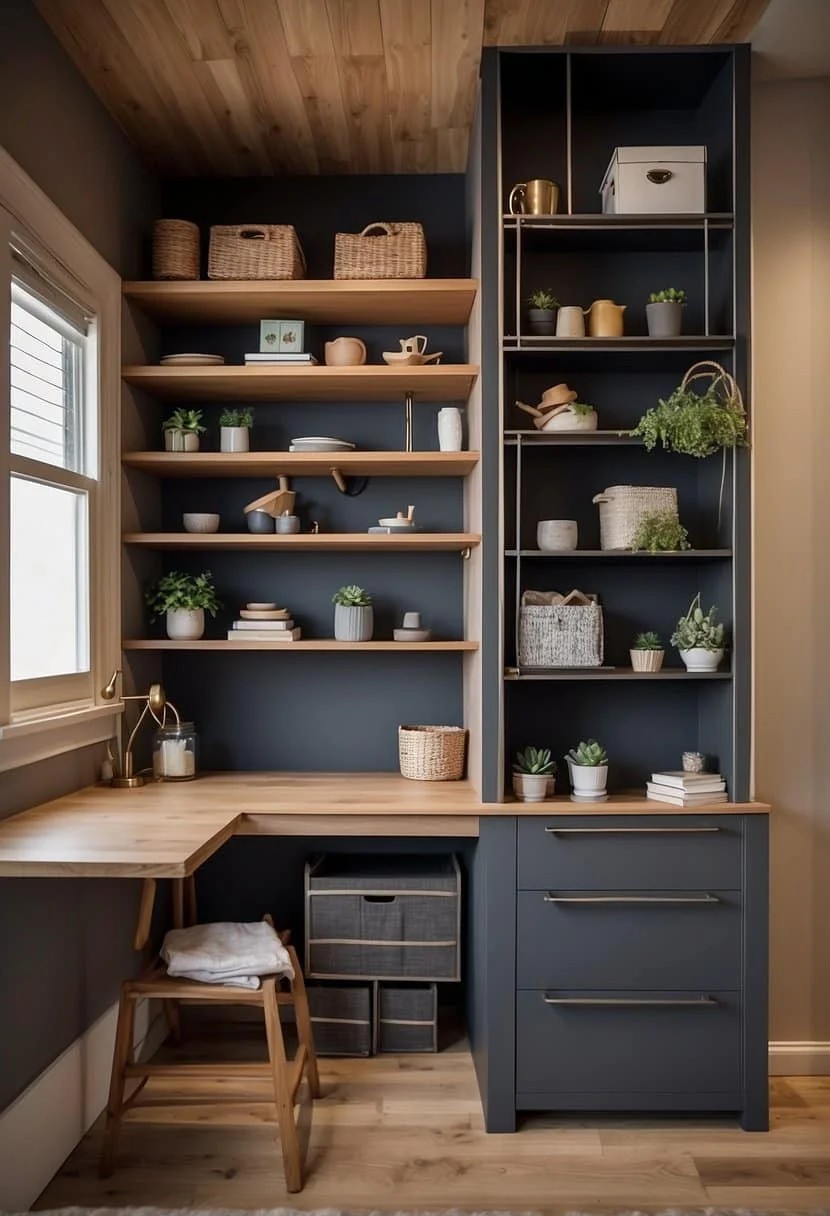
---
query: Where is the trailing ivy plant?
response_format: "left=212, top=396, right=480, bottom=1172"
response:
left=146, top=571, right=222, bottom=618
left=632, top=377, right=747, bottom=458
left=631, top=510, right=691, bottom=553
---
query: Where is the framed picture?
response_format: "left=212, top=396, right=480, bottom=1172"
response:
left=260, top=319, right=305, bottom=353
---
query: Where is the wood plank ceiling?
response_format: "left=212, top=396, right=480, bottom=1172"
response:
left=34, top=0, right=771, bottom=174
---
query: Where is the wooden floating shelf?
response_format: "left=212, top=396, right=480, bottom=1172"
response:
left=505, top=549, right=732, bottom=559
left=123, top=532, right=481, bottom=552
left=122, top=451, right=479, bottom=478
left=123, top=640, right=478, bottom=652
left=122, top=364, right=478, bottom=402
left=504, top=668, right=731, bottom=681
left=503, top=336, right=735, bottom=352
left=122, top=278, right=478, bottom=326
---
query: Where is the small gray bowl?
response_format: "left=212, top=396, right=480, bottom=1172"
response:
left=247, top=509, right=275, bottom=534
left=275, top=514, right=300, bottom=534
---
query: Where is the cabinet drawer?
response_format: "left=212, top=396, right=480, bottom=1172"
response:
left=518, top=816, right=742, bottom=891
left=516, top=989, right=741, bottom=1099
left=517, top=889, right=741, bottom=989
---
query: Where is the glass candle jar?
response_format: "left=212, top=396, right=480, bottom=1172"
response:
left=153, top=721, right=198, bottom=781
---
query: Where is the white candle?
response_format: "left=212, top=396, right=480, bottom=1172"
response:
left=156, top=738, right=195, bottom=778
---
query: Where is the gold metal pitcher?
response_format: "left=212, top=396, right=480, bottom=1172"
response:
left=585, top=299, right=626, bottom=337
left=508, top=178, right=559, bottom=216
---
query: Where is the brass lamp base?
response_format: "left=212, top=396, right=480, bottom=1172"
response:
left=110, top=775, right=146, bottom=789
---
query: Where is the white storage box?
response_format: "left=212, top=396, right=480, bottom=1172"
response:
left=600, top=146, right=706, bottom=215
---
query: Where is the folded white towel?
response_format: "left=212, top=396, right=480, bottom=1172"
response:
left=161, top=921, right=294, bottom=991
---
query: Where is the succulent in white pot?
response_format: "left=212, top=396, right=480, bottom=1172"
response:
left=512, top=746, right=556, bottom=802
left=219, top=407, right=253, bottom=453
left=671, top=594, right=726, bottom=672
left=567, top=739, right=609, bottom=796
left=332, top=584, right=373, bottom=642
left=162, top=408, right=205, bottom=453
left=630, top=630, right=665, bottom=673
left=145, top=570, right=222, bottom=641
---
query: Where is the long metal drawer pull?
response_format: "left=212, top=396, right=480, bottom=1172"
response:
left=543, top=996, right=719, bottom=1007
left=544, top=826, right=721, bottom=835
left=542, top=893, right=720, bottom=904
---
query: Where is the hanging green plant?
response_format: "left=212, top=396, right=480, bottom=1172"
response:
left=632, top=361, right=748, bottom=458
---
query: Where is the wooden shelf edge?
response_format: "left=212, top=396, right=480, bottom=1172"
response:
left=504, top=668, right=731, bottom=681
left=121, top=451, right=480, bottom=478
left=123, top=532, right=481, bottom=551
left=122, top=640, right=479, bottom=652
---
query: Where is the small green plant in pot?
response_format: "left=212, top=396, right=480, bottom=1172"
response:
left=671, top=593, right=726, bottom=672
left=526, top=288, right=559, bottom=336
left=567, top=739, right=609, bottom=797
left=162, top=408, right=205, bottom=453
left=646, top=287, right=687, bottom=338
left=512, top=746, right=557, bottom=802
left=631, top=510, right=691, bottom=554
left=630, top=630, right=665, bottom=673
left=219, top=407, right=254, bottom=453
left=332, top=585, right=373, bottom=642
left=146, top=570, right=222, bottom=640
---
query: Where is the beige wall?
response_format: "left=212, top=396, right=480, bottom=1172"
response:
left=753, top=75, right=830, bottom=1051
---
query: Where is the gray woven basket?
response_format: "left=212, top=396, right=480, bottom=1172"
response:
left=518, top=592, right=603, bottom=668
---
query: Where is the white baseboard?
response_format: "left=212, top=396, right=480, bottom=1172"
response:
left=0, top=996, right=168, bottom=1213
left=769, top=1040, right=830, bottom=1075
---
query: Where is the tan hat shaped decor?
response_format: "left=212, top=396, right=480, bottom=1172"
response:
left=516, top=384, right=598, bottom=432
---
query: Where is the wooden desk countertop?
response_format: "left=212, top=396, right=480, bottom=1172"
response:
left=0, top=772, right=770, bottom=879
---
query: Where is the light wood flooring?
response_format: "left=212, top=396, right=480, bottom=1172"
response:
left=36, top=1025, right=830, bottom=1213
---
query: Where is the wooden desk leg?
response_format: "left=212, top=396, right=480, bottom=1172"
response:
left=99, top=989, right=136, bottom=1177
left=133, top=878, right=156, bottom=952
left=263, top=978, right=303, bottom=1193
left=171, top=878, right=184, bottom=929
left=185, top=874, right=198, bottom=926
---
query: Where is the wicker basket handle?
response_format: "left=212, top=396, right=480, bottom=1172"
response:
left=238, top=226, right=269, bottom=241
left=592, top=493, right=610, bottom=504
left=359, top=223, right=395, bottom=238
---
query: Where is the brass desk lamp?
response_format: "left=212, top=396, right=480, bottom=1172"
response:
left=101, top=669, right=180, bottom=788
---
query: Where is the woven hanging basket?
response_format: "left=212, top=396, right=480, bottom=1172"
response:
left=208, top=224, right=306, bottom=280
left=398, top=725, right=467, bottom=782
left=334, top=222, right=427, bottom=280
left=679, top=360, right=746, bottom=422
left=592, top=485, right=678, bottom=550
left=152, top=219, right=200, bottom=280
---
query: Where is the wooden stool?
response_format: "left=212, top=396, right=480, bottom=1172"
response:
left=100, top=878, right=320, bottom=1193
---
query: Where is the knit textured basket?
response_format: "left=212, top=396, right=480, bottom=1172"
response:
left=208, top=224, right=306, bottom=280
left=398, top=725, right=466, bottom=781
left=592, top=485, right=678, bottom=550
left=518, top=591, right=604, bottom=669
left=152, top=219, right=200, bottom=280
left=334, top=222, right=427, bottom=280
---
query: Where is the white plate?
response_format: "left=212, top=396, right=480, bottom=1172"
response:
left=160, top=353, right=225, bottom=366
left=290, top=436, right=355, bottom=448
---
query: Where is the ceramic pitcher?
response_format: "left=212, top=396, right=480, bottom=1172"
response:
left=555, top=306, right=586, bottom=338
left=585, top=299, right=626, bottom=337
left=324, top=336, right=367, bottom=366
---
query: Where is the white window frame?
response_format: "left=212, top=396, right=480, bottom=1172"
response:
left=0, top=146, right=121, bottom=772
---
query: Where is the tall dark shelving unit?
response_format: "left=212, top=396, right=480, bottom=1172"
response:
left=479, top=45, right=752, bottom=803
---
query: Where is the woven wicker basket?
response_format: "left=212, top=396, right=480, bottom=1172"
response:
left=208, top=224, right=306, bottom=280
left=334, top=222, right=426, bottom=280
left=518, top=591, right=604, bottom=669
left=592, top=485, right=678, bottom=550
left=152, top=219, right=200, bottom=280
left=630, top=648, right=665, bottom=672
left=398, top=725, right=466, bottom=782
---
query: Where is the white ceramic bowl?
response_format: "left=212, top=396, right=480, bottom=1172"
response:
left=182, top=513, right=220, bottom=534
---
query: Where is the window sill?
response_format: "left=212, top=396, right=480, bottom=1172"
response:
left=0, top=703, right=122, bottom=774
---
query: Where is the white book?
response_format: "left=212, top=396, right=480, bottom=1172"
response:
left=648, top=777, right=725, bottom=795
left=647, top=789, right=728, bottom=806
left=232, top=619, right=294, bottom=631
left=651, top=770, right=724, bottom=788
left=227, top=629, right=301, bottom=642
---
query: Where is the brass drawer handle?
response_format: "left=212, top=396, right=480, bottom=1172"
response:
left=542, top=893, right=720, bottom=904
left=543, top=996, right=719, bottom=1007
left=544, top=826, right=721, bottom=835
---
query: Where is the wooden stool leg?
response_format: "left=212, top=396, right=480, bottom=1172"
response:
left=287, top=945, right=320, bottom=1099
left=163, top=998, right=182, bottom=1045
left=262, top=978, right=304, bottom=1193
left=99, top=988, right=136, bottom=1178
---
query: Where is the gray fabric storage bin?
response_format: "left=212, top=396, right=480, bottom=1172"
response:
left=377, top=983, right=438, bottom=1053
left=306, top=854, right=461, bottom=982
left=307, top=983, right=372, bottom=1057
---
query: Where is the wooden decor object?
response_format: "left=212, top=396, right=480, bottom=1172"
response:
left=334, top=223, right=426, bottom=279
left=208, top=225, right=306, bottom=280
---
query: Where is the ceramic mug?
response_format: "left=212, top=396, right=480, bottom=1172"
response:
left=537, top=519, right=578, bottom=551
left=555, top=306, right=586, bottom=338
left=400, top=334, right=428, bottom=356
left=508, top=178, right=559, bottom=216
left=275, top=514, right=300, bottom=534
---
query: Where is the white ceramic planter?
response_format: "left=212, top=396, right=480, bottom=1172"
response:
left=537, top=519, right=578, bottom=551
left=679, top=647, right=724, bottom=672
left=334, top=604, right=373, bottom=642
left=220, top=426, right=250, bottom=453
left=646, top=301, right=683, bottom=338
left=437, top=407, right=463, bottom=452
left=630, top=648, right=665, bottom=672
left=164, top=430, right=200, bottom=452
left=512, top=772, right=554, bottom=802
left=166, top=608, right=205, bottom=640
left=568, top=761, right=608, bottom=795
left=542, top=407, right=598, bottom=432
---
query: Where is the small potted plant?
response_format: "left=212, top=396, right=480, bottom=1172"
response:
left=219, top=407, right=254, bottom=453
left=526, top=288, right=559, bottom=336
left=567, top=739, right=608, bottom=797
left=162, top=408, right=205, bottom=453
left=671, top=593, right=726, bottom=672
left=646, top=287, right=686, bottom=338
left=630, top=630, right=665, bottom=673
left=332, top=585, right=373, bottom=642
left=630, top=510, right=690, bottom=553
left=512, top=747, right=557, bottom=802
left=145, top=570, right=222, bottom=641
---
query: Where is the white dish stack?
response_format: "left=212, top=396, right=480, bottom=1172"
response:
left=228, top=602, right=300, bottom=642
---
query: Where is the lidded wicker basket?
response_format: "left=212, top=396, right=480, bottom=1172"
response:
left=152, top=219, right=200, bottom=280
left=334, top=222, right=426, bottom=280
left=208, top=224, right=306, bottom=280
left=592, top=485, right=678, bottom=550
left=398, top=725, right=467, bottom=782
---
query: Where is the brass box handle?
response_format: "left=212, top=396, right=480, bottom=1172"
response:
left=646, top=169, right=674, bottom=184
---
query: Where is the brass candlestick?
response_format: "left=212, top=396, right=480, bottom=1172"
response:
left=101, top=669, right=180, bottom=788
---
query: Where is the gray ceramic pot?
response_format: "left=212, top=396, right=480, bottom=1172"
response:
left=646, top=301, right=683, bottom=338
left=247, top=509, right=275, bottom=534
left=527, top=307, right=557, bottom=335
left=275, top=514, right=300, bottom=534
left=334, top=603, right=373, bottom=642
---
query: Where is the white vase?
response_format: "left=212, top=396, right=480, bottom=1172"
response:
left=334, top=604, right=373, bottom=642
left=512, top=772, right=554, bottom=802
left=679, top=647, right=724, bottom=672
left=568, top=761, right=608, bottom=795
left=220, top=426, right=250, bottom=453
left=437, top=407, right=463, bottom=452
left=166, top=608, right=205, bottom=640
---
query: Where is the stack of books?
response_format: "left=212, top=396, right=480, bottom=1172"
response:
left=244, top=352, right=317, bottom=366
left=227, top=605, right=301, bottom=642
left=646, top=770, right=727, bottom=806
